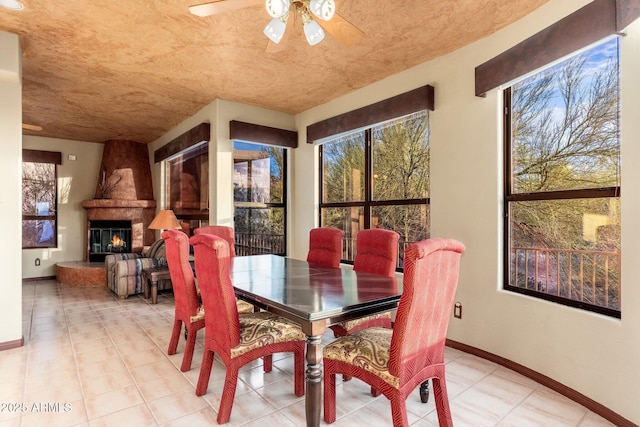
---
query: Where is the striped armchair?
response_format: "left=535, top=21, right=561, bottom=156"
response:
left=105, top=239, right=172, bottom=298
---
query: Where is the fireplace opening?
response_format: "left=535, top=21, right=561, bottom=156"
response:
left=89, top=220, right=132, bottom=262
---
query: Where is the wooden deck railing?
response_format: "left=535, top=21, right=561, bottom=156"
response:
left=511, top=247, right=620, bottom=311
left=235, top=234, right=414, bottom=267
left=235, top=233, right=285, bottom=256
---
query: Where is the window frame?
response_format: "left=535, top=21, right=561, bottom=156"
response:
left=22, top=149, right=61, bottom=249
left=233, top=141, right=288, bottom=257
left=502, top=49, right=621, bottom=318
left=318, top=111, right=430, bottom=270
left=163, top=141, right=209, bottom=222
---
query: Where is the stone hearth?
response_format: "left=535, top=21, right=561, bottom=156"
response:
left=56, top=261, right=106, bottom=286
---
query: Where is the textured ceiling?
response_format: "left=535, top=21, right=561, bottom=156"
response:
left=0, top=0, right=550, bottom=144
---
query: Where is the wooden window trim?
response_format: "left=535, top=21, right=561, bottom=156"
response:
left=307, top=85, right=434, bottom=144
left=22, top=149, right=62, bottom=164
left=230, top=120, right=298, bottom=148
left=154, top=123, right=210, bottom=163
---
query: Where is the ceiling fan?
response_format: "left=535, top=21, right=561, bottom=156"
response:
left=189, top=0, right=364, bottom=48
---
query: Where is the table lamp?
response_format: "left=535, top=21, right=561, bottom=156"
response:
left=148, top=209, right=181, bottom=231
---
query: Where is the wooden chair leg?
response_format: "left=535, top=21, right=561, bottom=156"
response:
left=217, top=368, right=240, bottom=424
left=167, top=319, right=181, bottom=355
left=420, top=380, right=430, bottom=403
left=263, top=355, right=273, bottom=372
left=195, top=349, right=215, bottom=396
left=294, top=346, right=305, bottom=397
left=323, top=370, right=337, bottom=423
left=432, top=376, right=453, bottom=427
left=180, top=326, right=198, bottom=372
left=389, top=396, right=409, bottom=427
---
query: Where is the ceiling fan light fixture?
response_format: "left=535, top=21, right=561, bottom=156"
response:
left=303, top=17, right=324, bottom=46
left=264, top=16, right=287, bottom=44
left=309, top=0, right=335, bottom=21
left=265, top=0, right=290, bottom=18
left=0, top=0, right=23, bottom=10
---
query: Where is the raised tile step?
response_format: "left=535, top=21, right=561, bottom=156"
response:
left=56, top=261, right=106, bottom=287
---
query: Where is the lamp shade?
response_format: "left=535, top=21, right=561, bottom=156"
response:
left=148, top=210, right=181, bottom=230
left=264, top=17, right=287, bottom=44
left=0, top=0, right=23, bottom=10
left=303, top=19, right=325, bottom=46
left=265, top=0, right=289, bottom=18
left=309, top=0, right=335, bottom=21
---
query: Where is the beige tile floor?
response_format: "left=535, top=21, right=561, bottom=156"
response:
left=0, top=280, right=616, bottom=427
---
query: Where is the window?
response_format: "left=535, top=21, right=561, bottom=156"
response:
left=504, top=38, right=621, bottom=317
left=22, top=150, right=61, bottom=249
left=165, top=142, right=209, bottom=235
left=319, top=111, right=430, bottom=269
left=233, top=142, right=287, bottom=256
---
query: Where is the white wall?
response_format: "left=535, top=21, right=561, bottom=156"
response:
left=21, top=137, right=103, bottom=278
left=0, top=31, right=23, bottom=345
left=290, top=0, right=639, bottom=423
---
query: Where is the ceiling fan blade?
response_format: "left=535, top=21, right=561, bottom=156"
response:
left=317, top=12, right=364, bottom=46
left=22, top=123, right=43, bottom=132
left=189, top=0, right=263, bottom=17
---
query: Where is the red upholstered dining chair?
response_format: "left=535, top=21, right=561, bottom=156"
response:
left=329, top=228, right=399, bottom=338
left=194, top=225, right=253, bottom=313
left=194, top=225, right=236, bottom=257
left=323, top=238, right=465, bottom=427
left=189, top=233, right=306, bottom=424
left=161, top=229, right=204, bottom=372
left=306, top=227, right=344, bottom=268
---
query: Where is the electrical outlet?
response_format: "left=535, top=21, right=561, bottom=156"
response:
left=35, top=258, right=40, bottom=266
left=453, top=302, right=462, bottom=319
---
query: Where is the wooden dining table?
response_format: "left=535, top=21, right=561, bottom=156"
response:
left=230, top=254, right=403, bottom=427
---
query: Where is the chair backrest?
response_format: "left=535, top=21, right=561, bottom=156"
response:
left=388, top=238, right=465, bottom=384
left=194, top=225, right=236, bottom=257
left=306, top=227, right=344, bottom=268
left=190, top=233, right=241, bottom=355
left=161, top=230, right=200, bottom=319
left=353, top=229, right=400, bottom=277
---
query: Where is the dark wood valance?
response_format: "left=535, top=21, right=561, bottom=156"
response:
left=22, top=149, right=62, bottom=164
left=617, top=0, right=640, bottom=30
left=230, top=120, right=298, bottom=148
left=475, top=0, right=640, bottom=97
left=154, top=122, right=210, bottom=163
left=306, top=85, right=435, bottom=144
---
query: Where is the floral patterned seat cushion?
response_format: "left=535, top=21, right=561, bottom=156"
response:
left=236, top=299, right=254, bottom=314
left=335, top=312, right=392, bottom=333
left=323, top=327, right=399, bottom=388
left=231, top=312, right=306, bottom=358
left=190, top=300, right=253, bottom=323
